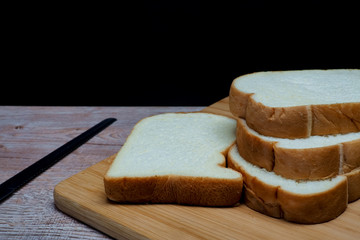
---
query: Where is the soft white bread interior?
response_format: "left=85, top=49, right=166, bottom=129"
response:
left=236, top=118, right=360, bottom=180
left=104, top=113, right=243, bottom=206
left=229, top=69, right=360, bottom=138
left=233, top=70, right=359, bottom=107
left=228, top=144, right=348, bottom=224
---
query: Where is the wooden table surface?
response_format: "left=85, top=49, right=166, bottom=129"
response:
left=0, top=106, right=204, bottom=239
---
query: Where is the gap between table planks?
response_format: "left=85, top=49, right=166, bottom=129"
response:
left=54, top=97, right=360, bottom=240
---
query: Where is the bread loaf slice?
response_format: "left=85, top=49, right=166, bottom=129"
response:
left=229, top=69, right=360, bottom=138
left=236, top=118, right=360, bottom=180
left=104, top=113, right=243, bottom=206
left=228, top=144, right=348, bottom=224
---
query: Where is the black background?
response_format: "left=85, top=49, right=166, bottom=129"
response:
left=2, top=1, right=359, bottom=106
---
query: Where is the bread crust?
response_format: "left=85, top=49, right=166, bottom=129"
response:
left=228, top=146, right=349, bottom=224
left=235, top=118, right=275, bottom=171
left=243, top=186, right=282, bottom=218
left=345, top=168, right=360, bottom=202
left=229, top=75, right=360, bottom=138
left=104, top=174, right=243, bottom=206
left=236, top=119, right=360, bottom=180
left=343, top=139, right=360, bottom=173
left=312, top=103, right=360, bottom=136
left=277, top=180, right=347, bottom=224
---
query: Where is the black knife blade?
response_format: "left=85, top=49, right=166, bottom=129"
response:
left=0, top=117, right=117, bottom=203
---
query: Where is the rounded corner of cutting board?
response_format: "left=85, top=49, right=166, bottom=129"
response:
left=200, top=97, right=233, bottom=117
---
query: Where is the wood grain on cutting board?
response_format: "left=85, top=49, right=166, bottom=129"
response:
left=54, top=97, right=360, bottom=240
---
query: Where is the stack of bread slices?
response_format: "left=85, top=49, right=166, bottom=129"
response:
left=104, top=69, right=359, bottom=225
left=228, top=69, right=360, bottom=223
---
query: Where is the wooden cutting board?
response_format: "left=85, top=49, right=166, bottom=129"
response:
left=54, top=97, right=360, bottom=240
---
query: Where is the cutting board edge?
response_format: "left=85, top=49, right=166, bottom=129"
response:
left=54, top=169, right=150, bottom=240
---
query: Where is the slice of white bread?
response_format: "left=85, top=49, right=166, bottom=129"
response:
left=236, top=118, right=360, bottom=180
left=229, top=69, right=360, bottom=138
left=228, top=144, right=349, bottom=224
left=104, top=113, right=243, bottom=206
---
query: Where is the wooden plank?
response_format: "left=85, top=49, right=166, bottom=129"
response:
left=54, top=98, right=360, bottom=240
